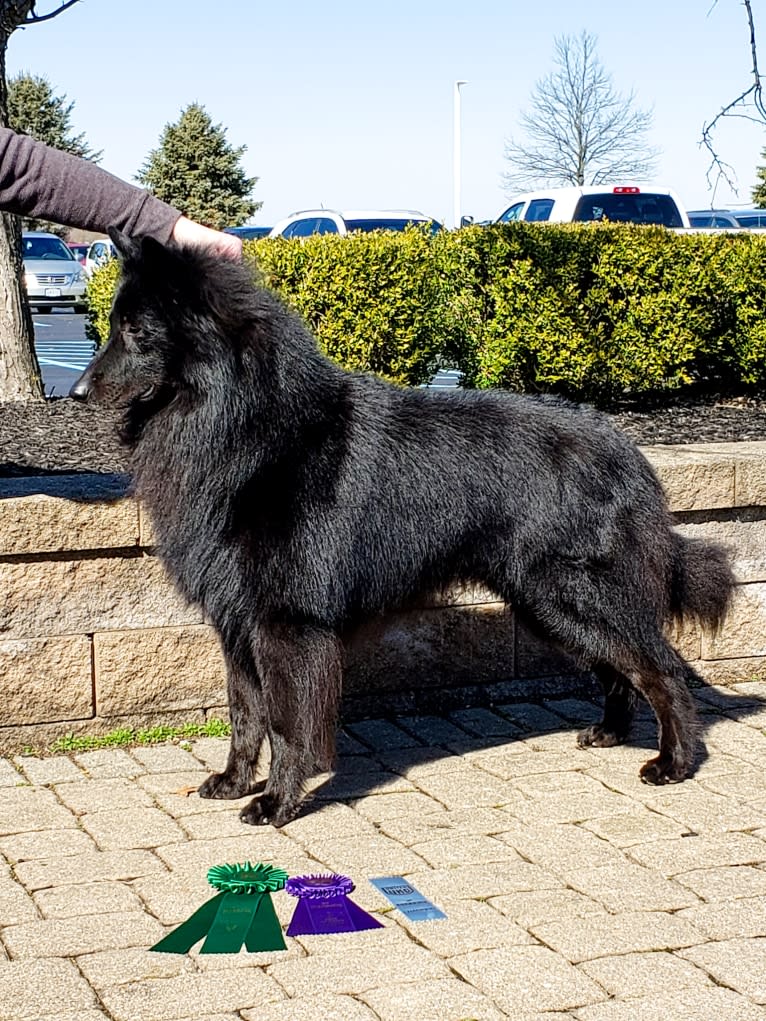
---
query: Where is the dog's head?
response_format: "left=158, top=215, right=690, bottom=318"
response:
left=69, top=228, right=234, bottom=437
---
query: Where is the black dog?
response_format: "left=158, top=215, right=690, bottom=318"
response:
left=70, top=229, right=734, bottom=827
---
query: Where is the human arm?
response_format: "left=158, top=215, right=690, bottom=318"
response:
left=0, top=126, right=241, bottom=258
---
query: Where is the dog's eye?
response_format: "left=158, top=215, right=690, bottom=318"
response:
left=121, top=324, right=142, bottom=347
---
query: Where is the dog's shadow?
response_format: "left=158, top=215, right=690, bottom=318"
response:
left=298, top=684, right=766, bottom=819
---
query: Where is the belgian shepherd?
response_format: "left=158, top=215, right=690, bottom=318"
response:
left=70, top=229, right=734, bottom=827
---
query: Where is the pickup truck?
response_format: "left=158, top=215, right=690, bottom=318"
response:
left=494, top=185, right=690, bottom=229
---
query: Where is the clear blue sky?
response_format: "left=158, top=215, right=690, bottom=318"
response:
left=7, top=0, right=766, bottom=227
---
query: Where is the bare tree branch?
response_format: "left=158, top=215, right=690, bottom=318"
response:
left=700, top=0, right=764, bottom=199
left=24, top=0, right=81, bottom=25
left=503, top=31, right=658, bottom=193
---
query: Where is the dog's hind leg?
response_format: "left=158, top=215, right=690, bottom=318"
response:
left=577, top=664, right=639, bottom=748
left=628, top=651, right=700, bottom=786
left=240, top=622, right=343, bottom=827
left=198, top=646, right=266, bottom=801
left=512, top=575, right=698, bottom=786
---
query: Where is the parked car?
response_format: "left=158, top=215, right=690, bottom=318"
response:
left=727, top=208, right=766, bottom=229
left=22, top=231, right=87, bottom=312
left=495, top=185, right=690, bottom=229
left=686, top=210, right=741, bottom=228
left=85, top=237, right=118, bottom=278
left=66, top=241, right=89, bottom=265
left=269, top=209, right=442, bottom=239
left=224, top=225, right=272, bottom=240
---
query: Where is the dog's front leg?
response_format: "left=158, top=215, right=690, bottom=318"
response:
left=240, top=622, right=343, bottom=827
left=198, top=645, right=265, bottom=800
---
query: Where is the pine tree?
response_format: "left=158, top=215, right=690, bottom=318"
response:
left=136, top=104, right=260, bottom=229
left=8, top=72, right=100, bottom=234
left=752, top=150, right=766, bottom=206
left=8, top=72, right=100, bottom=161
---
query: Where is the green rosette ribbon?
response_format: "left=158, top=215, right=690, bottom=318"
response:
left=150, top=862, right=288, bottom=955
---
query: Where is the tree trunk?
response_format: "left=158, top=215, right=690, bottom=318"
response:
left=0, top=17, right=42, bottom=401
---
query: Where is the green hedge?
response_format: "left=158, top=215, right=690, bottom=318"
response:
left=85, top=224, right=766, bottom=401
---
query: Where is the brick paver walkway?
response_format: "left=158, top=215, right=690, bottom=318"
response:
left=2, top=683, right=766, bottom=1020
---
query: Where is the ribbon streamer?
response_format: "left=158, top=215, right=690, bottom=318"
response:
left=151, top=862, right=288, bottom=955
left=369, top=875, right=446, bottom=921
left=285, top=873, right=383, bottom=935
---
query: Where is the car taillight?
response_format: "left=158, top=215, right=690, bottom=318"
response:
left=613, top=186, right=640, bottom=194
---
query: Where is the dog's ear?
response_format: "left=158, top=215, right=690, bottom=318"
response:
left=139, top=234, right=172, bottom=267
left=108, top=227, right=140, bottom=261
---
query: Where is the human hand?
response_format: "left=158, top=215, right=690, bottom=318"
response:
left=170, top=216, right=242, bottom=260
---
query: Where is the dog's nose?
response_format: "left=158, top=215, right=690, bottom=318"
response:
left=69, top=375, right=91, bottom=401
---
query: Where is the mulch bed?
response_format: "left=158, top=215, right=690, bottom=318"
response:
left=3, top=391, right=766, bottom=478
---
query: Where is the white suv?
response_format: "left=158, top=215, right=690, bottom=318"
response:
left=496, top=185, right=690, bottom=229
left=269, top=209, right=441, bottom=238
left=85, top=237, right=118, bottom=278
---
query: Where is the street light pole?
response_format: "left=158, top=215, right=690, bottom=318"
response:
left=453, top=80, right=468, bottom=229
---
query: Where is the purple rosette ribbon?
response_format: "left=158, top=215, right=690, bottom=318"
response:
left=285, top=873, right=383, bottom=936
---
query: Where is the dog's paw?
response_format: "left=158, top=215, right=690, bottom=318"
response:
left=239, top=793, right=297, bottom=828
left=577, top=724, right=624, bottom=748
left=639, top=755, right=688, bottom=786
left=197, top=771, right=251, bottom=800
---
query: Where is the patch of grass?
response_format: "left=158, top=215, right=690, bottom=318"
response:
left=49, top=718, right=231, bottom=754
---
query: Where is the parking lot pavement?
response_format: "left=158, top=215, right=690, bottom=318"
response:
left=2, top=684, right=766, bottom=1020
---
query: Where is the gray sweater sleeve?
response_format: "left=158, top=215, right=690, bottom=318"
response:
left=0, top=127, right=181, bottom=242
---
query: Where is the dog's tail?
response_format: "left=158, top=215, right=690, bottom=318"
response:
left=669, top=532, right=735, bottom=632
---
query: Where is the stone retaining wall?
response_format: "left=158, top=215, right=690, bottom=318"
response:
left=2, top=441, right=766, bottom=751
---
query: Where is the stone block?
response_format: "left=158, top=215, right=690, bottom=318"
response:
left=577, top=986, right=765, bottom=1021
left=515, top=621, right=578, bottom=678
left=242, top=996, right=379, bottom=1021
left=697, top=655, right=766, bottom=687
left=579, top=949, right=712, bottom=998
left=530, top=910, right=703, bottom=962
left=98, top=970, right=286, bottom=1021
left=94, top=624, right=226, bottom=715
left=344, top=603, right=514, bottom=696
left=0, top=959, right=96, bottom=1019
left=361, top=978, right=508, bottom=1021
left=0, top=635, right=93, bottom=725
left=0, top=554, right=201, bottom=640
left=703, top=581, right=766, bottom=659
left=733, top=440, right=766, bottom=506
left=267, top=943, right=449, bottom=997
left=2, top=910, right=164, bottom=959
left=14, top=849, right=166, bottom=892
left=0, top=473, right=134, bottom=555
left=676, top=508, right=766, bottom=583
left=79, top=807, right=186, bottom=850
left=680, top=937, right=766, bottom=1003
left=449, top=945, right=604, bottom=1013
left=627, top=832, right=766, bottom=876
left=0, top=786, right=77, bottom=836
left=644, top=445, right=735, bottom=511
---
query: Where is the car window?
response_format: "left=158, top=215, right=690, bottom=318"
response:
left=283, top=217, right=339, bottom=238
left=22, top=236, right=74, bottom=260
left=497, top=202, right=524, bottom=223
left=280, top=221, right=303, bottom=239
left=343, top=218, right=430, bottom=233
left=524, top=199, right=555, bottom=222
left=573, top=193, right=683, bottom=227
left=733, top=214, right=766, bottom=228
